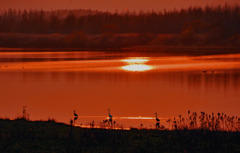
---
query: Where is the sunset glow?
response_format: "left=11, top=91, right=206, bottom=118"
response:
left=1, top=0, right=239, bottom=12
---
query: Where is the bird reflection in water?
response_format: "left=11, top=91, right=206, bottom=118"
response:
left=120, top=57, right=153, bottom=72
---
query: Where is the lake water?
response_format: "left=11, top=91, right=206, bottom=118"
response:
left=0, top=51, right=239, bottom=128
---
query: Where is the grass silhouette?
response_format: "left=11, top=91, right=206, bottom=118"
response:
left=0, top=109, right=240, bottom=152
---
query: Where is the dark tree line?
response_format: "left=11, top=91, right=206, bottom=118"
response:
left=1, top=5, right=240, bottom=35
left=0, top=5, right=240, bottom=48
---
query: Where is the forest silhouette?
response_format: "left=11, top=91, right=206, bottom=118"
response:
left=0, top=5, right=240, bottom=49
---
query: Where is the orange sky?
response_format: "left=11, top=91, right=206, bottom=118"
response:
left=0, top=0, right=240, bottom=12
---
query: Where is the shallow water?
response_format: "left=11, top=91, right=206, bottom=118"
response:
left=0, top=51, right=239, bottom=128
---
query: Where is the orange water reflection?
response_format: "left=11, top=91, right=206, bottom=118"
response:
left=0, top=53, right=240, bottom=128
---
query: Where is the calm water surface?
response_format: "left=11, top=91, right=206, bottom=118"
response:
left=0, top=51, right=239, bottom=128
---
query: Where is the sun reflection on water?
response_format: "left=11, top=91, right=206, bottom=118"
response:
left=121, top=64, right=153, bottom=72
left=121, top=58, right=149, bottom=63
left=120, top=57, right=153, bottom=72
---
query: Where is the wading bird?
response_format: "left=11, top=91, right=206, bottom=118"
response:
left=155, top=113, right=160, bottom=122
left=107, top=109, right=113, bottom=125
left=155, top=113, right=160, bottom=128
left=73, top=110, right=78, bottom=124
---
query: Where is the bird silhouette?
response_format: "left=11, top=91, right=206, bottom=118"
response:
left=73, top=110, right=78, bottom=124
left=155, top=113, right=160, bottom=122
left=107, top=109, right=113, bottom=125
left=155, top=113, right=160, bottom=128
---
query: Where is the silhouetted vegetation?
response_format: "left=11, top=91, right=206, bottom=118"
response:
left=16, top=106, right=30, bottom=120
left=0, top=118, right=240, bottom=153
left=0, top=5, right=240, bottom=49
left=166, top=111, right=240, bottom=131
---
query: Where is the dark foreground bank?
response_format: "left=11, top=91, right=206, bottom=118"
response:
left=0, top=119, right=240, bottom=153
